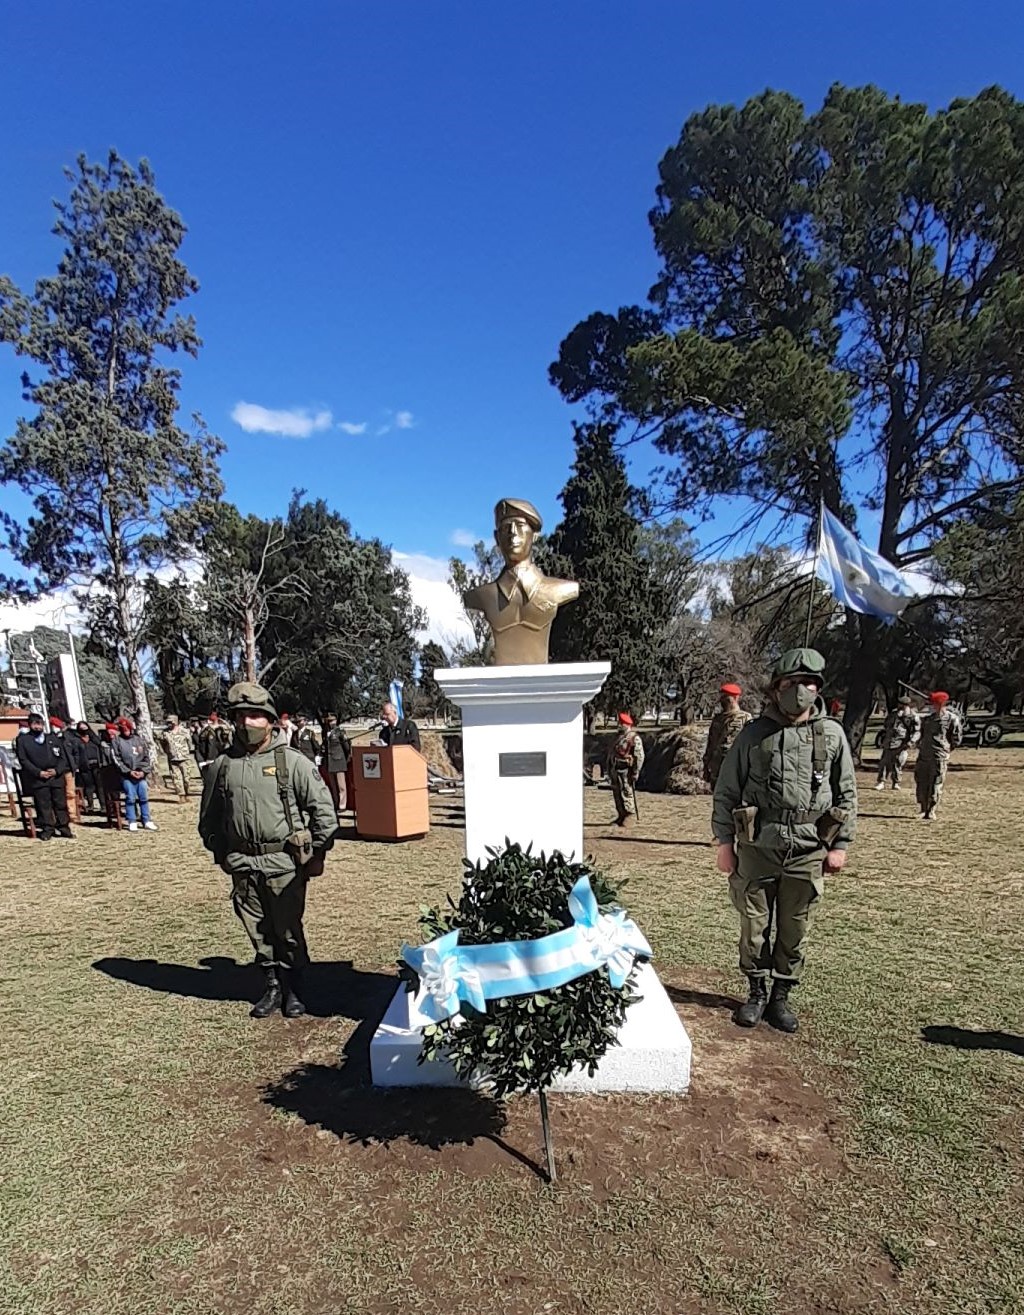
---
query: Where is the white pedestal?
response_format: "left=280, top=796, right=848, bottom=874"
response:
left=434, top=662, right=610, bottom=864
left=366, top=658, right=691, bottom=1096
left=370, top=961, right=691, bottom=1093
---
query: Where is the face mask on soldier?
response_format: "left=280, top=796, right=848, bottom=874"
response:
left=776, top=682, right=818, bottom=718
left=237, top=722, right=270, bottom=748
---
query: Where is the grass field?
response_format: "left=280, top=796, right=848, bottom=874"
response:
left=2, top=744, right=1023, bottom=1315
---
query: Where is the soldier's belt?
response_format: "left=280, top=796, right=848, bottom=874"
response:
left=759, top=809, right=826, bottom=826
left=228, top=838, right=288, bottom=856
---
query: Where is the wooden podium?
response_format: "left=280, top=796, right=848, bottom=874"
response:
left=352, top=745, right=429, bottom=841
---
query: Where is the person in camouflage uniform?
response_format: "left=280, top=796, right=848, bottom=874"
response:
left=703, top=683, right=753, bottom=786
left=914, top=691, right=963, bottom=821
left=160, top=714, right=195, bottom=798
left=198, top=682, right=339, bottom=1018
left=713, top=648, right=857, bottom=1033
left=607, top=712, right=644, bottom=828
left=874, top=695, right=920, bottom=791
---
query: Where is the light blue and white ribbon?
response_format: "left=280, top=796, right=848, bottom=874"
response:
left=401, top=876, right=652, bottom=1024
left=388, top=678, right=405, bottom=720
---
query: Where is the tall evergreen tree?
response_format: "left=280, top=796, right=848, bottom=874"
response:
left=546, top=423, right=670, bottom=722
left=551, top=86, right=1024, bottom=749
left=0, top=152, right=223, bottom=756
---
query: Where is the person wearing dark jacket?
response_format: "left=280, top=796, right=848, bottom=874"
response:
left=379, top=702, right=421, bottom=752
left=322, top=713, right=352, bottom=814
left=15, top=712, right=74, bottom=840
left=111, top=718, right=158, bottom=832
left=67, top=721, right=105, bottom=813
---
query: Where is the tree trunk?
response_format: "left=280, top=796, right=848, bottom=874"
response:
left=243, top=607, right=258, bottom=683
left=112, top=546, right=157, bottom=766
left=843, top=616, right=881, bottom=761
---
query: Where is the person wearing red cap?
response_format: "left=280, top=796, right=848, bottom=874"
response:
left=914, top=692, right=963, bottom=820
left=607, top=712, right=645, bottom=828
left=703, top=684, right=752, bottom=786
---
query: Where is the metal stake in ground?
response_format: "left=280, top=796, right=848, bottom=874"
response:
left=539, top=1088, right=556, bottom=1183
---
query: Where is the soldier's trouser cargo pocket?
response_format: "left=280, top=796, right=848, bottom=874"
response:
left=232, top=870, right=309, bottom=970
left=728, top=871, right=824, bottom=982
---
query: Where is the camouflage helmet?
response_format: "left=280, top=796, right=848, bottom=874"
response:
left=226, top=681, right=278, bottom=720
left=770, top=647, right=826, bottom=685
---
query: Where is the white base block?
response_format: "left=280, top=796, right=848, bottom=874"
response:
left=435, top=662, right=610, bottom=865
left=369, top=960, right=691, bottom=1094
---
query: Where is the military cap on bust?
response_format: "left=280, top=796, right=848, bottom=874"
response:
left=227, top=681, right=278, bottom=720
left=899, top=694, right=913, bottom=706
left=494, top=497, right=542, bottom=533
left=770, top=648, right=827, bottom=684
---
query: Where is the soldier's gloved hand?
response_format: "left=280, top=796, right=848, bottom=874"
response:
left=715, top=842, right=736, bottom=875
left=304, top=853, right=326, bottom=879
left=824, top=850, right=847, bottom=874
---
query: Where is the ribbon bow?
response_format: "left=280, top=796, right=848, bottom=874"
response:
left=401, top=876, right=651, bottom=1023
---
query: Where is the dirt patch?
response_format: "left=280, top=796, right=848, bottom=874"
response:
left=146, top=967, right=878, bottom=1315
left=190, top=966, right=846, bottom=1208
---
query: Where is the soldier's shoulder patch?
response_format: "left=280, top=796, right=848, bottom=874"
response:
left=262, top=765, right=277, bottom=776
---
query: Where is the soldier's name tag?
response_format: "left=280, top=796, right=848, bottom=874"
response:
left=262, top=765, right=277, bottom=776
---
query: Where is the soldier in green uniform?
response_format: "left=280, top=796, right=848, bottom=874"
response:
left=914, top=691, right=963, bottom=821
left=713, top=649, right=857, bottom=1033
left=874, top=695, right=920, bottom=791
left=607, top=712, right=644, bottom=829
left=198, top=682, right=339, bottom=1018
left=703, top=682, right=753, bottom=785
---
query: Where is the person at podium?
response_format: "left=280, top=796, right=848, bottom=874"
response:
left=379, top=701, right=421, bottom=752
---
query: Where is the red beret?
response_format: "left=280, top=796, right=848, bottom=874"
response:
left=720, top=683, right=742, bottom=697
left=49, top=716, right=64, bottom=729
left=929, top=691, right=950, bottom=704
left=618, top=712, right=634, bottom=726
left=117, top=717, right=133, bottom=732
left=105, top=722, right=117, bottom=732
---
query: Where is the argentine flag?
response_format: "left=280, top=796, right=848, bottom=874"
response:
left=816, top=506, right=920, bottom=624
left=388, top=678, right=405, bottom=720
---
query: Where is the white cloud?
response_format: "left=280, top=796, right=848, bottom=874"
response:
left=450, top=529, right=480, bottom=548
left=231, top=402, right=333, bottom=439
left=0, top=590, right=87, bottom=650
left=395, top=410, right=415, bottom=430
left=392, top=551, right=475, bottom=649
left=338, top=421, right=367, bottom=435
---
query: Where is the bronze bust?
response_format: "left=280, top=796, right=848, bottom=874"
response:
left=462, top=498, right=579, bottom=665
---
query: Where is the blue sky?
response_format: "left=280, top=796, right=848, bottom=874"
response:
left=2, top=1, right=1023, bottom=639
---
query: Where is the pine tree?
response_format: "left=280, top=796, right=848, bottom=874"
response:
left=546, top=423, right=670, bottom=723
left=0, top=152, right=223, bottom=758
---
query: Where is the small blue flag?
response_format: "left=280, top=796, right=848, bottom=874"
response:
left=816, top=506, right=920, bottom=624
left=388, top=679, right=404, bottom=720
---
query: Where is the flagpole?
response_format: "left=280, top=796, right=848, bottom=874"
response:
left=805, top=498, right=823, bottom=647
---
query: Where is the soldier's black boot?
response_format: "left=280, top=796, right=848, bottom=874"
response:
left=281, top=970, right=307, bottom=1019
left=250, top=969, right=282, bottom=1019
left=766, top=980, right=799, bottom=1033
left=734, top=976, right=768, bottom=1028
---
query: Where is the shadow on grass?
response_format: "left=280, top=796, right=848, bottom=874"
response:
left=665, top=984, right=740, bottom=1012
left=921, top=1025, right=1024, bottom=1057
left=262, top=1061, right=543, bottom=1177
left=601, top=835, right=712, bottom=848
left=92, top=954, right=397, bottom=1021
